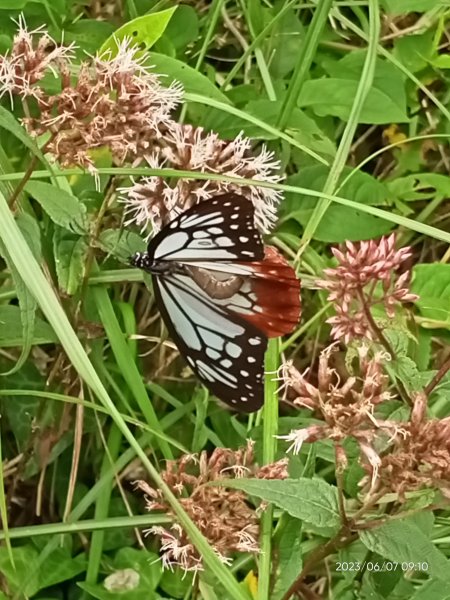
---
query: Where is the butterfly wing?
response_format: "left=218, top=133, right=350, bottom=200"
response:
left=147, top=194, right=264, bottom=262
left=153, top=270, right=267, bottom=412
left=139, top=194, right=300, bottom=411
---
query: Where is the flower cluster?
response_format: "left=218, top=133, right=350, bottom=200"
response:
left=278, top=345, right=405, bottom=490
left=122, top=127, right=282, bottom=234
left=0, top=20, right=283, bottom=230
left=137, top=441, right=288, bottom=573
left=317, top=235, right=418, bottom=343
left=0, top=24, right=183, bottom=171
left=367, top=392, right=450, bottom=500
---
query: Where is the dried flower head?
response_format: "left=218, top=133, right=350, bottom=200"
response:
left=0, top=16, right=76, bottom=106
left=137, top=441, right=288, bottom=573
left=121, top=126, right=283, bottom=235
left=0, top=21, right=183, bottom=171
left=317, top=235, right=418, bottom=343
left=278, top=345, right=404, bottom=489
left=362, top=393, right=450, bottom=500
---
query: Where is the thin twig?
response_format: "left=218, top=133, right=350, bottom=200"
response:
left=424, top=355, right=450, bottom=397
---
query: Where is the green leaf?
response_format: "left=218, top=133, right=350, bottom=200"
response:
left=387, top=173, right=450, bottom=202
left=160, top=569, right=194, bottom=599
left=0, top=305, right=56, bottom=347
left=411, top=579, right=450, bottom=600
left=63, top=20, right=115, bottom=55
left=0, top=106, right=47, bottom=165
left=147, top=53, right=231, bottom=104
left=298, top=79, right=408, bottom=123
left=208, top=99, right=335, bottom=157
left=269, top=9, right=305, bottom=79
left=1, top=389, right=39, bottom=450
left=53, top=229, right=89, bottom=296
left=0, top=0, right=29, bottom=7
left=25, top=181, right=87, bottom=233
left=162, top=5, right=199, bottom=51
left=0, top=546, right=86, bottom=597
left=96, top=228, right=146, bottom=261
left=78, top=549, right=161, bottom=600
left=222, top=478, right=340, bottom=531
left=381, top=0, right=442, bottom=13
left=114, top=548, right=162, bottom=590
left=272, top=515, right=303, bottom=600
left=99, top=7, right=177, bottom=55
left=394, top=30, right=436, bottom=74
left=411, top=264, right=450, bottom=328
left=282, top=166, right=392, bottom=242
left=300, top=54, right=408, bottom=124
left=1, top=213, right=41, bottom=375
left=360, top=518, right=450, bottom=581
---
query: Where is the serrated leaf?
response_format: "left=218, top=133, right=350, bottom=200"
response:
left=25, top=181, right=87, bottom=233
left=411, top=264, right=450, bottom=328
left=360, top=519, right=450, bottom=581
left=100, top=7, right=177, bottom=55
left=53, top=229, right=89, bottom=296
left=221, top=478, right=340, bottom=531
left=96, top=228, right=146, bottom=261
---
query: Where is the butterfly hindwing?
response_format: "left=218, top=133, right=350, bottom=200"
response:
left=147, top=194, right=264, bottom=263
left=153, top=270, right=267, bottom=412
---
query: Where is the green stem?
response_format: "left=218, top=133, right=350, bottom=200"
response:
left=276, top=0, right=334, bottom=130
left=258, top=338, right=279, bottom=600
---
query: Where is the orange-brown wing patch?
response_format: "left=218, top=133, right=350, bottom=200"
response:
left=236, top=246, right=301, bottom=338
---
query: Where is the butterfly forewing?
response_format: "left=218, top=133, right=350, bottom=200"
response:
left=153, top=271, right=267, bottom=411
left=147, top=194, right=264, bottom=263
left=133, top=194, right=300, bottom=412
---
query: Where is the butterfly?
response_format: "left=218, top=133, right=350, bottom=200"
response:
left=130, top=193, right=300, bottom=412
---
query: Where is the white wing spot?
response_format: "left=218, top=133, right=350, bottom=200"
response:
left=249, top=338, right=261, bottom=346
left=193, top=230, right=209, bottom=239
left=226, top=342, right=241, bottom=358
left=217, top=237, right=233, bottom=247
left=240, top=370, right=249, bottom=377
left=221, top=359, right=232, bottom=368
left=240, top=397, right=248, bottom=402
left=248, top=356, right=256, bottom=363
left=206, top=348, right=221, bottom=360
left=231, top=213, right=239, bottom=220
left=230, top=224, right=239, bottom=230
left=239, top=236, right=249, bottom=243
left=208, top=227, right=223, bottom=234
left=198, top=328, right=225, bottom=351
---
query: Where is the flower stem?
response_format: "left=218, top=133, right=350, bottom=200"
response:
left=357, top=288, right=412, bottom=406
left=424, top=354, right=450, bottom=397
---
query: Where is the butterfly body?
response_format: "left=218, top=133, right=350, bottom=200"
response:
left=131, top=194, right=300, bottom=412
